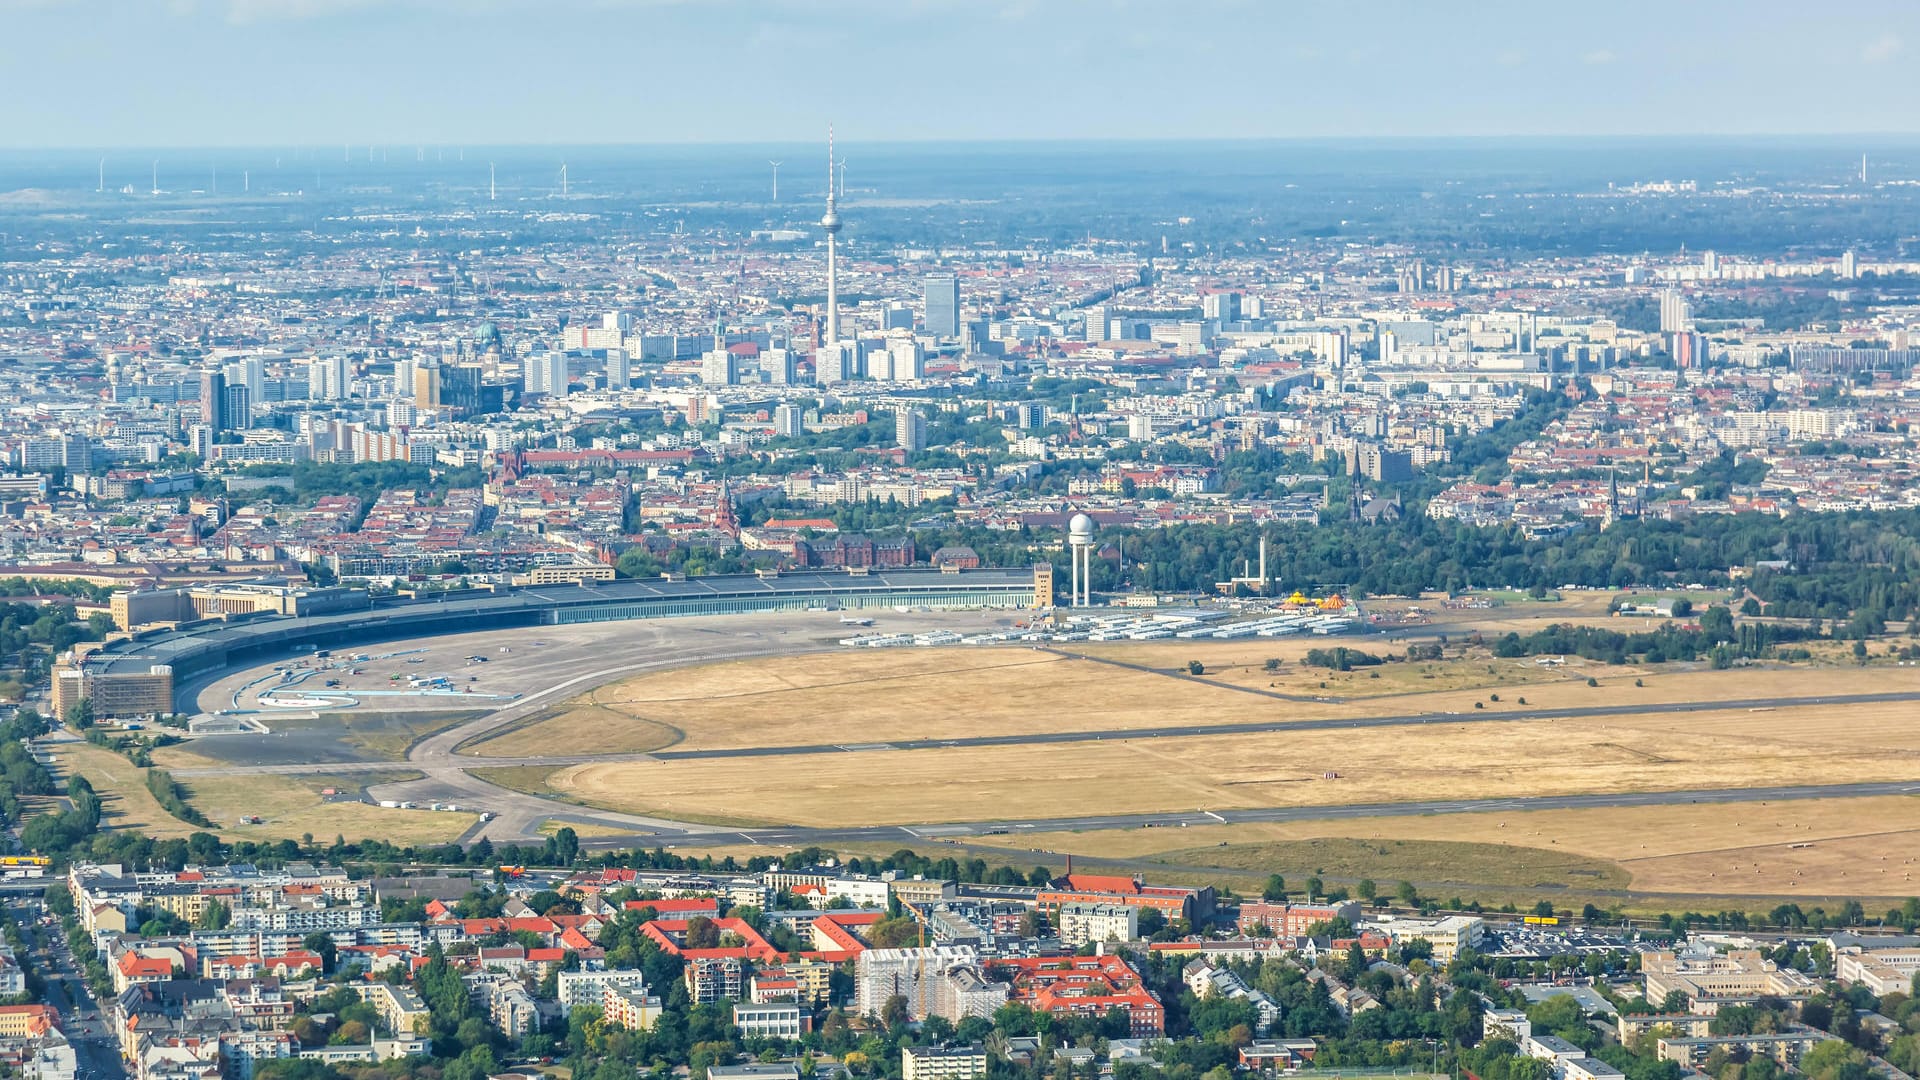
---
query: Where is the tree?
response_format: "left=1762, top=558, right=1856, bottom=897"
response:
left=64, top=698, right=94, bottom=729
left=683, top=916, right=720, bottom=950
left=1187, top=660, right=1205, bottom=675
left=197, top=899, right=231, bottom=930
left=1396, top=880, right=1420, bottom=906
left=867, top=915, right=921, bottom=949
left=1800, top=1040, right=1870, bottom=1080
left=1262, top=874, right=1286, bottom=901
left=879, top=993, right=910, bottom=1029
left=550, top=826, right=579, bottom=866
left=1357, top=879, right=1378, bottom=901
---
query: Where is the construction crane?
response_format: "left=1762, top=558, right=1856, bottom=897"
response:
left=901, top=898, right=932, bottom=1013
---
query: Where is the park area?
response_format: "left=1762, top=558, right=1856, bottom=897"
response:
left=459, top=633, right=1920, bottom=901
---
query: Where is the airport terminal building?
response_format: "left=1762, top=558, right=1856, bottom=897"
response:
left=65, top=567, right=1043, bottom=716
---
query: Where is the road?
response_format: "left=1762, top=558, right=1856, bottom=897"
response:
left=4, top=897, right=127, bottom=1079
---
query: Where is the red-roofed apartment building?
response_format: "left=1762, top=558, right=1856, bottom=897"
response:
left=1037, top=874, right=1214, bottom=923
left=638, top=918, right=780, bottom=963
left=997, top=954, right=1164, bottom=1036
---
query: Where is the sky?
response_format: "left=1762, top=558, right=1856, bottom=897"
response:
left=3, top=0, right=1919, bottom=148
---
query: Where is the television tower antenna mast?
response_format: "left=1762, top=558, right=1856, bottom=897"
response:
left=821, top=125, right=843, bottom=345
left=769, top=160, right=782, bottom=202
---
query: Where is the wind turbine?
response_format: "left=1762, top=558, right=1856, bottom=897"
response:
left=836, top=157, right=847, bottom=200
left=560, top=162, right=568, bottom=197
left=489, top=163, right=496, bottom=202
left=769, top=160, right=782, bottom=202
left=151, top=160, right=159, bottom=196
left=96, top=158, right=104, bottom=194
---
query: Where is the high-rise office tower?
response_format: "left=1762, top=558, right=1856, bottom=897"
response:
left=440, top=364, right=485, bottom=415
left=820, top=126, right=843, bottom=347
left=413, top=364, right=442, bottom=407
left=702, top=347, right=740, bottom=386
left=606, top=348, right=631, bottom=389
left=199, top=371, right=227, bottom=432
left=225, top=358, right=265, bottom=405
left=221, top=384, right=252, bottom=431
left=309, top=356, right=349, bottom=401
left=1659, top=290, right=1693, bottom=333
left=817, top=340, right=858, bottom=384
left=1202, top=292, right=1240, bottom=323
left=895, top=408, right=927, bottom=453
left=773, top=403, right=804, bottom=438
left=761, top=349, right=795, bottom=385
left=1083, top=305, right=1109, bottom=343
left=524, top=352, right=570, bottom=397
left=924, top=273, right=960, bottom=339
left=188, top=424, right=212, bottom=460
left=885, top=339, right=924, bottom=382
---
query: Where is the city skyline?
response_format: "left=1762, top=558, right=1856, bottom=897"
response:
left=1, top=0, right=1919, bottom=148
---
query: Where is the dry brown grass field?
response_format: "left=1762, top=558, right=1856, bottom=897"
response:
left=178, top=773, right=476, bottom=846
left=46, top=740, right=477, bottom=846
left=961, top=795, right=1920, bottom=898
left=468, top=647, right=1355, bottom=757
left=469, top=634, right=1920, bottom=764
left=544, top=696, right=1920, bottom=831
left=50, top=742, right=203, bottom=839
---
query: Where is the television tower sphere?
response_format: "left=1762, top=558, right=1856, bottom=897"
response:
left=1068, top=513, right=1094, bottom=545
left=821, top=205, right=842, bottom=233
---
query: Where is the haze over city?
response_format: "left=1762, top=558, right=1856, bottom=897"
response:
left=4, top=0, right=1920, bottom=146
left=6, top=8, right=1920, bottom=1080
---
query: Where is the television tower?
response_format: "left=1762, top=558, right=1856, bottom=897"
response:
left=820, top=125, right=842, bottom=345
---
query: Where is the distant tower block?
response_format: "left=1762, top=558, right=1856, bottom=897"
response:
left=1067, top=513, right=1095, bottom=608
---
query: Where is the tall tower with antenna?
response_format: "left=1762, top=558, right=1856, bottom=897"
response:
left=820, top=126, right=843, bottom=346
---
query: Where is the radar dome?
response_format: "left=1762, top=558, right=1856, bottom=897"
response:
left=1068, top=513, right=1094, bottom=540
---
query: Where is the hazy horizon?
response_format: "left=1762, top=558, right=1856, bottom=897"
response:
left=3, top=0, right=1918, bottom=149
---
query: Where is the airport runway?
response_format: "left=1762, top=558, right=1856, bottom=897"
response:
left=168, top=688, right=1920, bottom=775
left=579, top=778, right=1920, bottom=851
